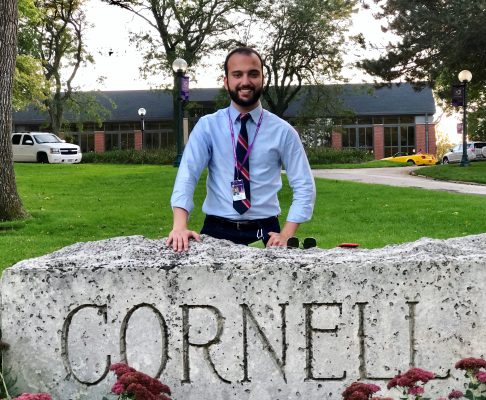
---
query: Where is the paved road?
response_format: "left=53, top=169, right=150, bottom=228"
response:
left=312, top=166, right=486, bottom=196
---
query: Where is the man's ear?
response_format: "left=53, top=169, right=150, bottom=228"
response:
left=223, top=75, right=228, bottom=90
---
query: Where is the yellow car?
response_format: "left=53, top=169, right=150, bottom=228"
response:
left=382, top=152, right=438, bottom=166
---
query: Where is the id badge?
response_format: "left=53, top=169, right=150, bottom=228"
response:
left=231, top=179, right=246, bottom=201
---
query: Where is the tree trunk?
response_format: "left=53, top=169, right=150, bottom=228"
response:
left=0, top=0, right=29, bottom=221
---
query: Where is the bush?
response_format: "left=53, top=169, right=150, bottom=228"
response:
left=305, top=147, right=374, bottom=165
left=81, top=147, right=373, bottom=166
left=82, top=148, right=177, bottom=165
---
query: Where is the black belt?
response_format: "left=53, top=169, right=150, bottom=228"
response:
left=206, top=215, right=278, bottom=231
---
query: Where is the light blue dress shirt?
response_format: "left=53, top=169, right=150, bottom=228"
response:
left=171, top=102, right=316, bottom=222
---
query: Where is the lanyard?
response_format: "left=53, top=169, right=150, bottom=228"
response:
left=227, top=109, right=264, bottom=175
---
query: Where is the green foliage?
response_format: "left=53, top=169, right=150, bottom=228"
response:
left=62, top=91, right=115, bottom=132
left=434, top=129, right=454, bottom=161
left=0, top=366, right=19, bottom=399
left=13, top=55, right=47, bottom=111
left=18, top=0, right=94, bottom=134
left=106, top=0, right=252, bottom=79
left=360, top=0, right=486, bottom=140
left=253, top=0, right=357, bottom=116
left=15, top=0, right=46, bottom=110
left=305, top=147, right=374, bottom=165
left=81, top=148, right=177, bottom=164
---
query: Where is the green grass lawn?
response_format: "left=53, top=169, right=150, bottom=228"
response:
left=416, top=160, right=486, bottom=184
left=1, top=163, right=486, bottom=272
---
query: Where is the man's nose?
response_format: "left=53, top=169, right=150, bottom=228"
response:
left=240, top=73, right=251, bottom=85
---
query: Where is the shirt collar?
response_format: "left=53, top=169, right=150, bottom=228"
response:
left=228, top=102, right=263, bottom=123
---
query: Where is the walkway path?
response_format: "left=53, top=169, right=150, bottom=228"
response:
left=312, top=166, right=486, bottom=196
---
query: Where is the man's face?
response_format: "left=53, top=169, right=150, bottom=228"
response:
left=224, top=52, right=264, bottom=110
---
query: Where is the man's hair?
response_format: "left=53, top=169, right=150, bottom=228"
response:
left=224, top=47, right=264, bottom=76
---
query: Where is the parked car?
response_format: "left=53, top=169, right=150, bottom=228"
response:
left=11, top=132, right=82, bottom=164
left=442, top=141, right=486, bottom=164
left=382, top=152, right=438, bottom=166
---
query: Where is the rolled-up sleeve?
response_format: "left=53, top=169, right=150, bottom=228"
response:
left=281, top=128, right=316, bottom=223
left=170, top=118, right=211, bottom=214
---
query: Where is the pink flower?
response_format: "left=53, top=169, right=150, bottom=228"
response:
left=448, top=390, right=464, bottom=399
left=110, top=362, right=137, bottom=378
left=408, top=386, right=425, bottom=395
left=109, top=362, right=172, bottom=399
left=342, top=382, right=380, bottom=399
left=347, top=393, right=369, bottom=400
left=14, top=394, right=52, bottom=400
left=388, top=367, right=434, bottom=389
left=111, top=381, right=125, bottom=395
left=455, top=358, right=486, bottom=372
left=477, top=371, right=486, bottom=383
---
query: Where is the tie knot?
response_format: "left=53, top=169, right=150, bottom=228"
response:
left=239, top=113, right=250, bottom=125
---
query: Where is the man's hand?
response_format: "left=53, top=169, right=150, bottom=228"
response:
left=166, top=229, right=201, bottom=252
left=166, top=207, right=200, bottom=252
left=266, top=232, right=291, bottom=247
left=266, top=221, right=300, bottom=247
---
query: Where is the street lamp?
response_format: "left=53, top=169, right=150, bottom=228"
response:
left=458, top=70, right=472, bottom=167
left=138, top=107, right=146, bottom=150
left=172, top=58, right=188, bottom=167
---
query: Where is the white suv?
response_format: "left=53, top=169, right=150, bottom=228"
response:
left=11, top=132, right=82, bottom=164
left=442, top=141, right=486, bottom=164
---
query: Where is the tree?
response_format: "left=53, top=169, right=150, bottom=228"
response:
left=15, top=0, right=47, bottom=110
left=105, top=0, right=254, bottom=84
left=250, top=0, right=357, bottom=117
left=22, top=0, right=93, bottom=135
left=0, top=0, right=29, bottom=221
left=104, top=0, right=256, bottom=150
left=359, top=0, right=486, bottom=140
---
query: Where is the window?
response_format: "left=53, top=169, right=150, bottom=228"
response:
left=342, top=126, right=373, bottom=150
left=12, top=134, right=21, bottom=145
left=72, top=132, right=94, bottom=153
left=384, top=125, right=415, bottom=157
left=105, top=131, right=134, bottom=151
left=22, top=135, right=33, bottom=145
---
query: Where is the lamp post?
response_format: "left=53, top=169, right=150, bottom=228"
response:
left=458, top=69, right=472, bottom=167
left=138, top=107, right=146, bottom=150
left=172, top=58, right=188, bottom=167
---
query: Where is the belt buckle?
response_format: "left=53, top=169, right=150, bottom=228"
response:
left=236, top=221, right=242, bottom=230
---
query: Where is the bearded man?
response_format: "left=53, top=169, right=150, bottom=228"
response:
left=167, top=47, right=315, bottom=251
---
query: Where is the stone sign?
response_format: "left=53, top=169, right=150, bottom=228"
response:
left=1, top=234, right=486, bottom=399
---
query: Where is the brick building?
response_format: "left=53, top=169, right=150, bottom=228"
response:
left=12, top=83, right=436, bottom=159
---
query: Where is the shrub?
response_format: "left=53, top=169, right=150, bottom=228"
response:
left=342, top=357, right=486, bottom=400
left=82, top=148, right=177, bottom=165
left=305, top=147, right=374, bottom=165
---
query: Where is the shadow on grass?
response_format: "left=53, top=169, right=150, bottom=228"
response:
left=0, top=221, right=27, bottom=232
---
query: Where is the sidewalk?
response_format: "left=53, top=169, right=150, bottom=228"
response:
left=312, top=166, right=486, bottom=196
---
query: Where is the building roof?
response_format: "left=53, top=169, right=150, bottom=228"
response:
left=338, top=83, right=436, bottom=116
left=13, top=83, right=435, bottom=124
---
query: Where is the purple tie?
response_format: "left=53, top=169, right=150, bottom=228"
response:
left=233, top=113, right=251, bottom=214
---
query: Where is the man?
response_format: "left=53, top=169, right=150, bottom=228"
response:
left=167, top=47, right=315, bottom=252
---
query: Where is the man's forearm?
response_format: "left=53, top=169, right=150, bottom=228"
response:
left=280, top=221, right=300, bottom=239
left=172, top=207, right=189, bottom=230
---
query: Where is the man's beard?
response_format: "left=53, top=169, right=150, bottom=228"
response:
left=228, top=85, right=262, bottom=108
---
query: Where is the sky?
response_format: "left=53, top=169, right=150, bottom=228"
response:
left=79, top=0, right=388, bottom=91
left=79, top=0, right=461, bottom=141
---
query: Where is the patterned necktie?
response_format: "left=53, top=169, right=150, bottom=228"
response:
left=233, top=113, right=251, bottom=214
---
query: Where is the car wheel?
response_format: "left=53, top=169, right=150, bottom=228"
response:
left=442, top=157, right=449, bottom=164
left=406, top=160, right=415, bottom=165
left=37, top=153, right=49, bottom=164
